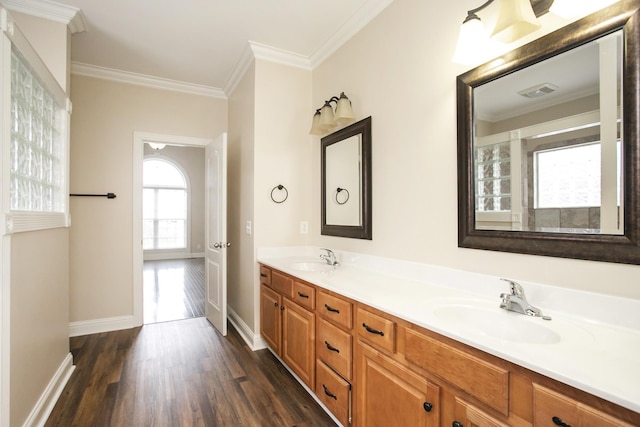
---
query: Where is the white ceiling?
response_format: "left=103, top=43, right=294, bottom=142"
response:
left=6, top=0, right=393, bottom=95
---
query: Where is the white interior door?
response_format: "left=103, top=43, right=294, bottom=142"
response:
left=205, top=133, right=228, bottom=335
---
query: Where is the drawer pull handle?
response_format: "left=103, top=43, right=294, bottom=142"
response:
left=324, top=304, right=340, bottom=313
left=322, top=384, right=337, bottom=400
left=362, top=323, right=384, bottom=336
left=552, top=417, right=571, bottom=427
left=423, top=402, right=433, bottom=412
left=297, top=291, right=309, bottom=299
left=452, top=422, right=463, bottom=427
left=324, top=341, right=340, bottom=353
left=260, top=273, right=267, bottom=278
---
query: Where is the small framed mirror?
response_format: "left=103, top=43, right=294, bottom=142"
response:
left=321, top=116, right=372, bottom=239
left=457, top=1, right=640, bottom=264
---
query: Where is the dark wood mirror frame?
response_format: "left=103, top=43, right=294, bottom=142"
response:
left=321, top=116, right=372, bottom=240
left=457, top=0, right=640, bottom=264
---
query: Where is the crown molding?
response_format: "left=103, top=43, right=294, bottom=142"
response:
left=309, top=0, right=393, bottom=68
left=71, top=62, right=227, bottom=99
left=224, top=41, right=312, bottom=97
left=3, top=0, right=87, bottom=33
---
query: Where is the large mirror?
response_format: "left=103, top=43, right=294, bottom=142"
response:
left=457, top=1, right=640, bottom=264
left=321, top=116, right=372, bottom=239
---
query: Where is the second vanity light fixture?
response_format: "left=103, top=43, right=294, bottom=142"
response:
left=309, top=92, right=355, bottom=135
left=452, top=0, right=618, bottom=64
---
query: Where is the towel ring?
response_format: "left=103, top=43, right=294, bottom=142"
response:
left=271, top=185, right=288, bottom=204
left=335, top=187, right=350, bottom=205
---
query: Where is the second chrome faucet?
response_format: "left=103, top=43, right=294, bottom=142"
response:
left=499, top=278, right=551, bottom=320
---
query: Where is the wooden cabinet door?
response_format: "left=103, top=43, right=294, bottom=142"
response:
left=282, top=298, right=315, bottom=388
left=260, top=284, right=282, bottom=354
left=356, top=342, right=439, bottom=427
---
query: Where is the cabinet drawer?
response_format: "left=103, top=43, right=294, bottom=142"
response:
left=293, top=280, right=315, bottom=310
left=317, top=318, right=352, bottom=380
left=356, top=307, right=396, bottom=353
left=318, top=291, right=353, bottom=330
left=316, top=360, right=351, bottom=427
left=533, top=384, right=635, bottom=427
left=270, top=270, right=293, bottom=298
left=259, top=265, right=271, bottom=285
left=404, top=328, right=509, bottom=416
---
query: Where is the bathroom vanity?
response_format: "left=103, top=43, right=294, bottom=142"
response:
left=258, top=248, right=640, bottom=427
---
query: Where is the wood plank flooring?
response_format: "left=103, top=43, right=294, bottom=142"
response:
left=144, top=258, right=205, bottom=324
left=46, top=318, right=336, bottom=426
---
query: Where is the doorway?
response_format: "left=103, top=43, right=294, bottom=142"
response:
left=133, top=132, right=216, bottom=327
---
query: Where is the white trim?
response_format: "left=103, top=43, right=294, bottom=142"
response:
left=308, top=0, right=394, bottom=68
left=69, top=315, right=137, bottom=337
left=21, top=353, right=74, bottom=427
left=224, top=42, right=255, bottom=97
left=227, top=306, right=266, bottom=351
left=71, top=62, right=226, bottom=99
left=133, top=132, right=214, bottom=327
left=2, top=0, right=87, bottom=33
left=143, top=251, right=201, bottom=261
left=249, top=41, right=311, bottom=70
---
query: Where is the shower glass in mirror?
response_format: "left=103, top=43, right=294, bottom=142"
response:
left=473, top=30, right=623, bottom=235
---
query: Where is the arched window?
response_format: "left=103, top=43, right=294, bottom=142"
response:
left=143, top=158, right=188, bottom=250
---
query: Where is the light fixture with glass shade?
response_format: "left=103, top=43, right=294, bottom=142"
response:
left=309, top=92, right=355, bottom=135
left=453, top=0, right=548, bottom=65
left=147, top=142, right=166, bottom=150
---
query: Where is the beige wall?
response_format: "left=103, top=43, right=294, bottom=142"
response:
left=227, top=63, right=256, bottom=330
left=69, top=75, right=227, bottom=323
left=309, top=1, right=640, bottom=299
left=143, top=145, right=206, bottom=256
left=6, top=12, right=71, bottom=427
left=226, top=59, right=312, bottom=335
left=10, top=229, right=70, bottom=426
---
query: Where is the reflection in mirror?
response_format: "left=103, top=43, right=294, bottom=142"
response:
left=457, top=1, right=640, bottom=264
left=326, top=134, right=361, bottom=226
left=474, top=30, right=623, bottom=235
left=322, top=117, right=372, bottom=240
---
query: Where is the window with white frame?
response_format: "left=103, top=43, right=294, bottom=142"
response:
left=142, top=159, right=188, bottom=250
left=2, top=10, right=71, bottom=233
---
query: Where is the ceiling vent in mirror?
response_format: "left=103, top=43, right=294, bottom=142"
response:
left=518, top=82, right=558, bottom=98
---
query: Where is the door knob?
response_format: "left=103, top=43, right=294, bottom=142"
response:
left=213, top=242, right=231, bottom=248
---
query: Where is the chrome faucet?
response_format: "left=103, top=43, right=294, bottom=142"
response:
left=499, top=278, right=551, bottom=320
left=319, top=248, right=339, bottom=266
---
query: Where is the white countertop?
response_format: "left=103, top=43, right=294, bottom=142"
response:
left=257, top=246, right=640, bottom=414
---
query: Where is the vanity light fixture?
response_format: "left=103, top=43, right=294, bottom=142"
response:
left=453, top=0, right=545, bottom=65
left=147, top=142, right=166, bottom=151
left=309, top=92, right=355, bottom=135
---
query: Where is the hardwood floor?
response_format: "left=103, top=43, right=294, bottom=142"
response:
left=144, top=258, right=205, bottom=324
left=45, top=318, right=336, bottom=427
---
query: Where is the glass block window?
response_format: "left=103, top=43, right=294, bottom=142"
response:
left=10, top=46, right=63, bottom=212
left=535, top=142, right=603, bottom=208
left=476, top=142, right=511, bottom=212
left=143, top=159, right=188, bottom=250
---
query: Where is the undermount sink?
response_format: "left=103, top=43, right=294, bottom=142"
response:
left=433, top=302, right=561, bottom=345
left=288, top=261, right=336, bottom=273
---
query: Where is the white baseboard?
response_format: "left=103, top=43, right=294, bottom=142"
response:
left=143, top=252, right=204, bottom=261
left=227, top=307, right=266, bottom=351
left=22, top=353, right=75, bottom=427
left=69, top=315, right=140, bottom=337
